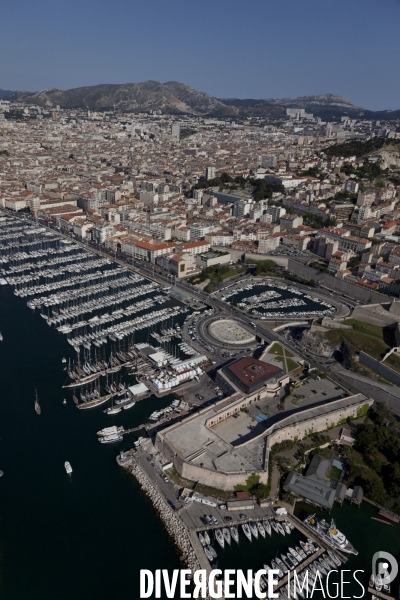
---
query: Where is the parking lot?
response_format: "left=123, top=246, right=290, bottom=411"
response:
left=180, top=496, right=274, bottom=532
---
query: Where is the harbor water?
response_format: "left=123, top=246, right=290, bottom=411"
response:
left=212, top=501, right=400, bottom=598
left=0, top=282, right=182, bottom=600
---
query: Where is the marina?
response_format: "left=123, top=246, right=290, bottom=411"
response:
left=0, top=217, right=206, bottom=413
left=221, top=281, right=336, bottom=318
left=0, top=250, right=183, bottom=599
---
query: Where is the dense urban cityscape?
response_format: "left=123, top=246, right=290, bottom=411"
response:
left=1, top=86, right=400, bottom=598
left=2, top=0, right=400, bottom=596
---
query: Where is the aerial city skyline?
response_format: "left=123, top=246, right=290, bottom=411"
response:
left=1, top=1, right=400, bottom=600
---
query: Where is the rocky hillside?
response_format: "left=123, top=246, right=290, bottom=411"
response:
left=6, top=81, right=234, bottom=115
left=0, top=89, right=14, bottom=99
left=6, top=81, right=400, bottom=119
left=377, top=144, right=400, bottom=170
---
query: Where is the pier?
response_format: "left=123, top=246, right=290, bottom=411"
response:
left=121, top=425, right=145, bottom=436
left=287, top=513, right=348, bottom=564
left=368, top=588, right=396, bottom=600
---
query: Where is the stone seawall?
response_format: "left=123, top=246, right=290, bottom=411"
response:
left=126, top=458, right=201, bottom=573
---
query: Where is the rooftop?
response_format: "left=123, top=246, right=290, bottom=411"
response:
left=224, top=357, right=283, bottom=393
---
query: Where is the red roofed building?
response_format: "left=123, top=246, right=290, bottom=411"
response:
left=224, top=357, right=283, bottom=394
left=357, top=277, right=379, bottom=290
left=177, top=240, right=210, bottom=255
left=123, top=238, right=175, bottom=262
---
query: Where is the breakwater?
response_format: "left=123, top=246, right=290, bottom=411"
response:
left=123, top=456, right=202, bottom=573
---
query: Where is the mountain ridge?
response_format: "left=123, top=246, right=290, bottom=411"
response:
left=4, top=81, right=400, bottom=119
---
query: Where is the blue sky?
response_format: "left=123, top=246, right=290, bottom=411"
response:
left=1, top=0, right=400, bottom=110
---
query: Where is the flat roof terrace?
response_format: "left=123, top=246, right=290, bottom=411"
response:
left=224, top=357, right=283, bottom=393
left=158, top=393, right=370, bottom=475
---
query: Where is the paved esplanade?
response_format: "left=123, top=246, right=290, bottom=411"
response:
left=209, top=318, right=256, bottom=345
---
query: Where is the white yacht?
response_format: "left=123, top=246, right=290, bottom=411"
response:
left=123, top=400, right=136, bottom=410
left=99, top=434, right=123, bottom=444
left=65, top=461, right=73, bottom=474
left=97, top=425, right=120, bottom=436
left=305, top=515, right=358, bottom=555
left=104, top=406, right=122, bottom=415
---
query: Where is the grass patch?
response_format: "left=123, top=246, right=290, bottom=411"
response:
left=328, top=465, right=342, bottom=480
left=286, top=358, right=299, bottom=372
left=166, top=468, right=232, bottom=500
left=269, top=343, right=284, bottom=356
left=234, top=473, right=260, bottom=492
left=166, top=467, right=196, bottom=490
left=292, top=366, right=304, bottom=377
left=377, top=375, right=394, bottom=386
left=194, top=482, right=232, bottom=501
left=383, top=352, right=400, bottom=374
left=345, top=319, right=395, bottom=344
left=325, top=318, right=393, bottom=361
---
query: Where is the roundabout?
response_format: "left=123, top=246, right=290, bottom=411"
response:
left=198, top=315, right=257, bottom=350
left=209, top=319, right=256, bottom=345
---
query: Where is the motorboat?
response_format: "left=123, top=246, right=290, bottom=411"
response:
left=286, top=551, right=298, bottom=567
left=204, top=546, right=213, bottom=562
left=97, top=425, right=120, bottom=436
left=328, top=550, right=341, bottom=566
left=280, top=555, right=291, bottom=572
left=104, top=406, right=122, bottom=415
left=271, top=559, right=283, bottom=578
left=64, top=461, right=72, bottom=474
left=296, top=545, right=306, bottom=561
left=198, top=533, right=206, bottom=547
left=300, top=540, right=312, bottom=556
left=123, top=400, right=135, bottom=410
left=99, top=434, right=123, bottom=444
left=289, top=546, right=302, bottom=563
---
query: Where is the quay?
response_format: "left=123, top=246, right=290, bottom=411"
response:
left=287, top=514, right=348, bottom=564
left=121, top=425, right=145, bottom=436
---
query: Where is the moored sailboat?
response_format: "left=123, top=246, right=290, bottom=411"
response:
left=34, top=388, right=41, bottom=415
